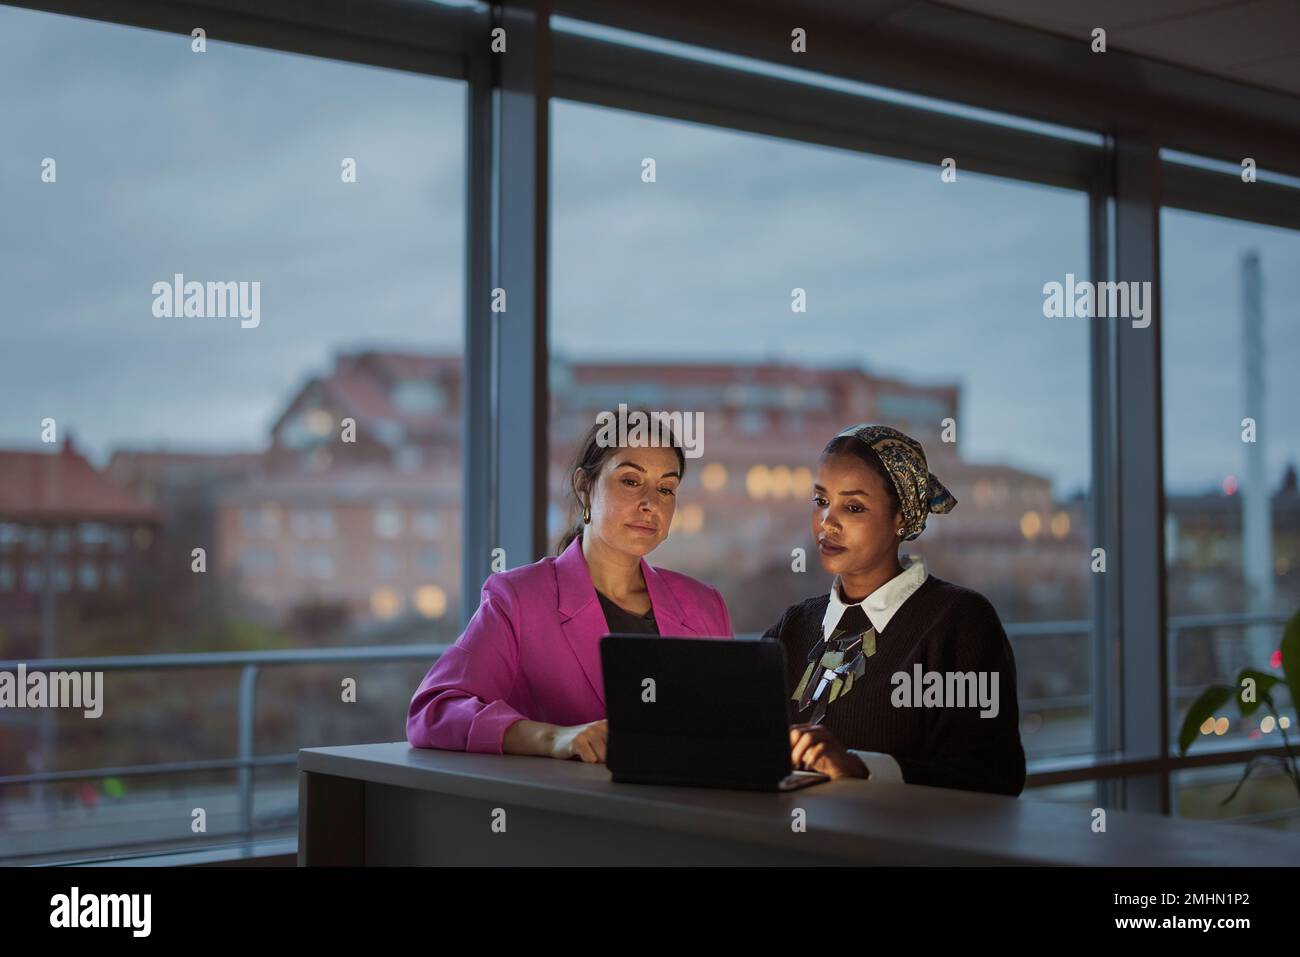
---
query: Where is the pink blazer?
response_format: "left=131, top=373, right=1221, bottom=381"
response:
left=407, top=535, right=734, bottom=753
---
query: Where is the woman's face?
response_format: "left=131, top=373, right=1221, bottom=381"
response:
left=811, top=452, right=902, bottom=579
left=580, top=445, right=681, bottom=558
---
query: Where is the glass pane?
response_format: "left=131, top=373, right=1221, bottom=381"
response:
left=1175, top=764, right=1300, bottom=833
left=550, top=98, right=1094, bottom=761
left=0, top=8, right=465, bottom=863
left=1161, top=208, right=1300, bottom=757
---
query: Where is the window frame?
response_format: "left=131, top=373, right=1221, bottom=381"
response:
left=7, top=0, right=1300, bottom=821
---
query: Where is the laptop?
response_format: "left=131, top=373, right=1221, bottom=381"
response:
left=600, top=634, right=829, bottom=792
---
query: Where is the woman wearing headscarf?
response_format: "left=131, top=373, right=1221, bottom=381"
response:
left=764, top=423, right=1026, bottom=796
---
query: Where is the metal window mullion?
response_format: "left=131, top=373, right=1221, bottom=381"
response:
left=490, top=2, right=551, bottom=583
left=552, top=32, right=1100, bottom=193
left=1161, top=163, right=1300, bottom=234
left=461, top=14, right=496, bottom=626
left=1088, top=166, right=1121, bottom=812
left=462, top=2, right=554, bottom=622
left=6, top=0, right=473, bottom=79
left=1112, top=134, right=1170, bottom=814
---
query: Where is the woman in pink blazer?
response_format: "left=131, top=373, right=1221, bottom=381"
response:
left=407, top=417, right=733, bottom=762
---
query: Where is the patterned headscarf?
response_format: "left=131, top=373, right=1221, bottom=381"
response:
left=829, top=423, right=957, bottom=541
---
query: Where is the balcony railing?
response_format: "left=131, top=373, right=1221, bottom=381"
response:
left=0, top=611, right=1293, bottom=862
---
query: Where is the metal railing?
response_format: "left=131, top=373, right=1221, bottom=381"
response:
left=0, top=644, right=450, bottom=847
left=0, top=610, right=1293, bottom=859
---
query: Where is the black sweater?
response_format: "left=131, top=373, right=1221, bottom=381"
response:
left=763, top=574, right=1027, bottom=797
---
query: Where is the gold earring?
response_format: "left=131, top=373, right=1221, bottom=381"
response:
left=582, top=503, right=591, bottom=524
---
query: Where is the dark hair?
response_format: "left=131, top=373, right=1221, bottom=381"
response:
left=555, top=411, right=689, bottom=554
left=820, top=435, right=901, bottom=518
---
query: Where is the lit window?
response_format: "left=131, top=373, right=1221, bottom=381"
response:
left=700, top=463, right=727, bottom=491
left=413, top=584, right=447, bottom=618
left=371, top=587, right=401, bottom=619
left=673, top=504, right=705, bottom=534
left=768, top=466, right=792, bottom=498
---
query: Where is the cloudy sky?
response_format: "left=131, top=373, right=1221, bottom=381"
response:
left=1, top=4, right=1296, bottom=499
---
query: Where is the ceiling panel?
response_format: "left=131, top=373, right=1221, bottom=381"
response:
left=934, top=0, right=1300, bottom=96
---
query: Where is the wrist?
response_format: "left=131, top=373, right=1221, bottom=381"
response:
left=540, top=723, right=562, bottom=758
left=503, top=719, right=560, bottom=758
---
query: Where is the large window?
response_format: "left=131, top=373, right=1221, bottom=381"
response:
left=5, top=1, right=1298, bottom=865
left=550, top=96, right=1094, bottom=763
left=0, top=6, right=465, bottom=863
left=1162, top=204, right=1300, bottom=829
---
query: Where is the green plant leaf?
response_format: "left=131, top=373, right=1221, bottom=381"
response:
left=1234, top=669, right=1281, bottom=717
left=1282, top=610, right=1300, bottom=720
left=1179, top=684, right=1234, bottom=756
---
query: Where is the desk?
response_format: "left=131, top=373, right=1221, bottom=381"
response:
left=297, top=742, right=1300, bottom=866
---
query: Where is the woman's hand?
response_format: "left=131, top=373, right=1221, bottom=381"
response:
left=789, top=723, right=868, bottom=779
left=503, top=718, right=607, bottom=761
left=548, top=719, right=609, bottom=763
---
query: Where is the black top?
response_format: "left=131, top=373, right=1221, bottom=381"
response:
left=597, top=590, right=659, bottom=636
left=763, top=574, right=1026, bottom=797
